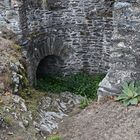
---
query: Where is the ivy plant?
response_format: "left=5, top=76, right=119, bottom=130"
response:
left=116, top=82, right=140, bottom=106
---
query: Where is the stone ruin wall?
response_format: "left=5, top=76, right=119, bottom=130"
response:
left=98, top=0, right=140, bottom=97
left=0, top=0, right=113, bottom=83
left=20, top=0, right=113, bottom=83
left=0, top=0, right=140, bottom=97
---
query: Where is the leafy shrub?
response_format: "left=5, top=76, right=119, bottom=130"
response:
left=36, top=72, right=105, bottom=100
left=116, top=81, right=140, bottom=106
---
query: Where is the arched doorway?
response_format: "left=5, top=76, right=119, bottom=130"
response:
left=36, top=55, right=64, bottom=79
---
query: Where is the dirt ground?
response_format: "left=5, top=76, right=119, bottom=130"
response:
left=59, top=100, right=140, bottom=140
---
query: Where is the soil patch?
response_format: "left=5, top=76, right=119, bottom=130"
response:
left=59, top=100, right=140, bottom=140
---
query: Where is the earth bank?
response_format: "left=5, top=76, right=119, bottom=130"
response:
left=1, top=38, right=140, bottom=140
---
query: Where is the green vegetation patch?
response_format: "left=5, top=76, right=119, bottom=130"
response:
left=47, top=135, right=62, bottom=140
left=116, top=81, right=140, bottom=106
left=79, top=98, right=92, bottom=109
left=36, top=72, right=105, bottom=100
left=4, top=116, right=14, bottom=126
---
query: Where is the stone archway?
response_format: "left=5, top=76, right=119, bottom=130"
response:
left=25, top=34, right=72, bottom=85
left=36, top=55, right=64, bottom=79
left=21, top=0, right=115, bottom=87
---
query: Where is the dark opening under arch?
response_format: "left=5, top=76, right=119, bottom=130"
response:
left=36, top=55, right=64, bottom=79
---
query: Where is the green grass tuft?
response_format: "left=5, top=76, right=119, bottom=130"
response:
left=47, top=135, right=62, bottom=140
left=80, top=98, right=91, bottom=109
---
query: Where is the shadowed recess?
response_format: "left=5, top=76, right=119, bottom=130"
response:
left=36, top=55, right=64, bottom=79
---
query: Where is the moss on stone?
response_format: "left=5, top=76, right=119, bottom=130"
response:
left=19, top=67, right=29, bottom=88
left=28, top=32, right=47, bottom=40
left=4, top=116, right=14, bottom=126
left=12, top=44, right=21, bottom=52
left=21, top=88, right=47, bottom=118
